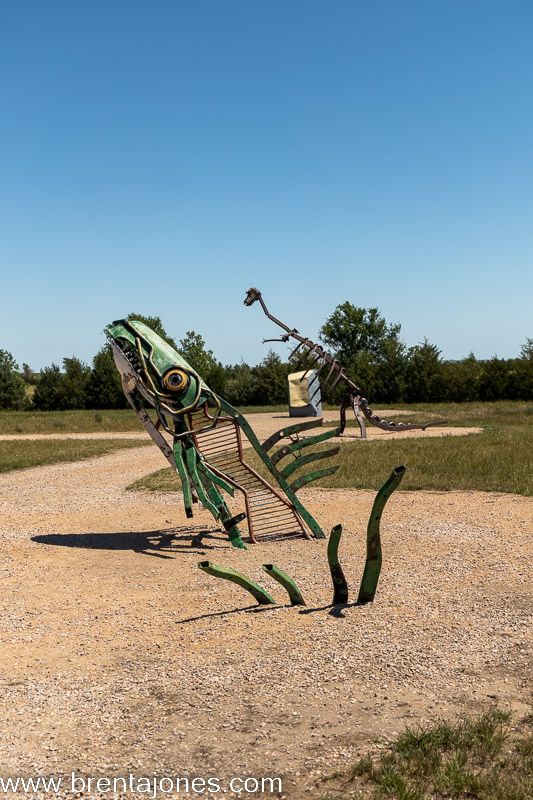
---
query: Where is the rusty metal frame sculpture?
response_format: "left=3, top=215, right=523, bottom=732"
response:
left=244, top=288, right=444, bottom=438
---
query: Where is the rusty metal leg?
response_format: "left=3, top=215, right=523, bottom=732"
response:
left=352, top=395, right=367, bottom=439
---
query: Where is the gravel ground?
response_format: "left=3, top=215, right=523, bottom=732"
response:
left=0, top=416, right=530, bottom=799
left=0, top=408, right=481, bottom=443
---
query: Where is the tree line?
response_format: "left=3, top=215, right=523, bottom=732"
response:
left=1, top=305, right=532, bottom=410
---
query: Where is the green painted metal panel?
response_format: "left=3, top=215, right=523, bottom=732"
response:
left=198, top=561, right=275, bottom=605
left=327, top=524, right=348, bottom=605
left=290, top=465, right=339, bottom=491
left=262, top=564, right=306, bottom=606
left=357, top=465, right=406, bottom=604
left=280, top=447, right=340, bottom=479
left=271, top=426, right=342, bottom=465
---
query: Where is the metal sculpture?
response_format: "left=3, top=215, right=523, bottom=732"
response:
left=288, top=369, right=322, bottom=417
left=198, top=561, right=275, bottom=605
left=107, top=319, right=341, bottom=549
left=262, top=564, right=306, bottom=606
left=244, top=288, right=444, bottom=438
left=198, top=468, right=405, bottom=611
left=358, top=465, right=406, bottom=604
left=327, top=524, right=349, bottom=605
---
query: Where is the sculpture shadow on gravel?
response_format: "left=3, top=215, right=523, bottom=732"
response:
left=31, top=525, right=226, bottom=557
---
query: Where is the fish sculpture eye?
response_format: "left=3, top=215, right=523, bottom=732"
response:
left=162, top=368, right=190, bottom=393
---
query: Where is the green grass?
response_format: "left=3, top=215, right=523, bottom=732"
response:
left=322, top=709, right=533, bottom=800
left=129, top=401, right=533, bottom=497
left=317, top=400, right=532, bottom=496
left=0, top=409, right=143, bottom=434
left=0, top=439, right=148, bottom=473
left=0, top=405, right=300, bottom=435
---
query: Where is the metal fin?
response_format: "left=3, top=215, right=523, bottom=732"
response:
left=198, top=561, right=275, bottom=605
left=280, top=447, right=340, bottom=479
left=261, top=418, right=323, bottom=453
left=272, top=426, right=342, bottom=465
left=289, top=465, right=339, bottom=492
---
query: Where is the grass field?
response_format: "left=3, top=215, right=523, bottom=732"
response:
left=322, top=709, right=533, bottom=800
left=0, top=439, right=148, bottom=473
left=129, top=401, right=533, bottom=496
left=0, top=409, right=142, bottom=434
left=0, top=405, right=288, bottom=435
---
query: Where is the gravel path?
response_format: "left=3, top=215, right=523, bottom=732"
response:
left=0, top=409, right=480, bottom=443
left=0, top=432, right=149, bottom=441
left=0, top=418, right=530, bottom=798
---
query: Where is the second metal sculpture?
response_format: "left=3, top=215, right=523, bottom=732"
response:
left=244, top=288, right=444, bottom=438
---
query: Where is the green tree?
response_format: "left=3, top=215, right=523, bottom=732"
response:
left=33, top=364, right=63, bottom=410
left=441, top=354, right=481, bottom=402
left=320, top=303, right=402, bottom=361
left=478, top=357, right=510, bottom=401
left=205, top=361, right=227, bottom=396
left=373, top=337, right=408, bottom=403
left=32, top=359, right=91, bottom=410
left=405, top=339, right=445, bottom=402
left=338, top=350, right=378, bottom=401
left=224, top=363, right=260, bottom=407
left=320, top=302, right=406, bottom=403
left=55, top=357, right=91, bottom=409
left=21, top=363, right=36, bottom=384
left=253, top=350, right=290, bottom=405
left=86, top=347, right=127, bottom=409
left=520, top=338, right=533, bottom=360
left=178, top=330, right=227, bottom=394
left=507, top=358, right=533, bottom=400
left=178, top=331, right=217, bottom=374
left=0, top=350, right=26, bottom=409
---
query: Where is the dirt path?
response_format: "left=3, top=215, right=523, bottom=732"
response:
left=0, top=409, right=480, bottom=442
left=0, top=421, right=530, bottom=798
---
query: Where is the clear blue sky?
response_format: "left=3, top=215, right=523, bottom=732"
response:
left=1, top=1, right=531, bottom=370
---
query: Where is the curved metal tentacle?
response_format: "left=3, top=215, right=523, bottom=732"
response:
left=357, top=465, right=406, bottom=604
left=198, top=561, right=275, bottom=605
left=327, top=524, right=349, bottom=605
left=262, top=564, right=306, bottom=606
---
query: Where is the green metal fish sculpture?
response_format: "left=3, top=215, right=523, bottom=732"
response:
left=107, top=318, right=340, bottom=549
